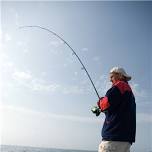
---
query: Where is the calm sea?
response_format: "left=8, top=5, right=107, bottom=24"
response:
left=0, top=145, right=97, bottom=152
left=1, top=145, right=152, bottom=152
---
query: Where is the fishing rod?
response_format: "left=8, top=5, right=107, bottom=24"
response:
left=19, top=25, right=100, bottom=100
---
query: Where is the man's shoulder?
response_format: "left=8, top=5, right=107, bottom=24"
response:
left=113, top=81, right=132, bottom=94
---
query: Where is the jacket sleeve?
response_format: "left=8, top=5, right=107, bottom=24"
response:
left=98, top=86, right=122, bottom=112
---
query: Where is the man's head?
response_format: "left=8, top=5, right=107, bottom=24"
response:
left=109, top=67, right=131, bottom=84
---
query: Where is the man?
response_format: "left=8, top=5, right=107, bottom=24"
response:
left=97, top=67, right=136, bottom=152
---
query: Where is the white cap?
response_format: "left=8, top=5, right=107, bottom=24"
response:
left=110, top=67, right=131, bottom=81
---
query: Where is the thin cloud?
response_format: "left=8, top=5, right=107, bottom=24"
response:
left=16, top=41, right=27, bottom=47
left=3, top=105, right=152, bottom=125
left=1, top=104, right=102, bottom=124
left=94, top=75, right=111, bottom=96
left=137, top=112, right=152, bottom=123
left=74, top=71, right=78, bottom=76
left=23, top=49, right=29, bottom=53
left=13, top=71, right=32, bottom=80
left=16, top=40, right=30, bottom=54
left=8, top=8, right=20, bottom=26
left=12, top=70, right=60, bottom=92
left=2, top=54, right=87, bottom=95
left=81, top=48, right=89, bottom=52
left=2, top=54, right=17, bottom=74
left=0, top=28, right=2, bottom=43
left=15, top=11, right=20, bottom=26
left=130, top=82, right=150, bottom=98
left=62, top=85, right=86, bottom=95
left=3, top=59, right=87, bottom=95
left=41, top=72, right=47, bottom=77
left=12, top=69, right=86, bottom=94
left=92, top=56, right=101, bottom=62
left=30, top=79, right=60, bottom=92
left=49, top=40, right=63, bottom=48
left=78, top=74, right=110, bottom=97
left=63, top=63, right=67, bottom=68
left=4, top=33, right=12, bottom=42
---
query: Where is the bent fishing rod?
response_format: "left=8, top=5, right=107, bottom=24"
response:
left=19, top=25, right=100, bottom=100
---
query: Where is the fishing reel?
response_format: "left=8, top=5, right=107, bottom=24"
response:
left=91, top=106, right=101, bottom=116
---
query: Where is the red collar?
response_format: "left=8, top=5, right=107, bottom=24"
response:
left=112, top=80, right=128, bottom=87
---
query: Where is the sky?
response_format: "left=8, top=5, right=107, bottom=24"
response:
left=0, top=1, right=152, bottom=151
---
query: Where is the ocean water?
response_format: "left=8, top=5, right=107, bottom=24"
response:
left=1, top=145, right=152, bottom=152
left=0, top=145, right=97, bottom=152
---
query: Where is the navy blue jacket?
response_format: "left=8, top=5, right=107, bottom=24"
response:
left=98, top=81, right=136, bottom=143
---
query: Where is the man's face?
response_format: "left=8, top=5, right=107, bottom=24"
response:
left=109, top=73, right=117, bottom=84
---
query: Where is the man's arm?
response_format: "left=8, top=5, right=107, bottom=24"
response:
left=97, top=86, right=122, bottom=112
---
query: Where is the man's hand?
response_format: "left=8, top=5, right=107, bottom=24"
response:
left=97, top=97, right=104, bottom=108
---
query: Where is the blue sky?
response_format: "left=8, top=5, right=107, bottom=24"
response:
left=1, top=1, right=152, bottom=151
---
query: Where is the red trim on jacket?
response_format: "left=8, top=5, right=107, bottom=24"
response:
left=113, top=81, right=132, bottom=94
left=98, top=97, right=110, bottom=111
